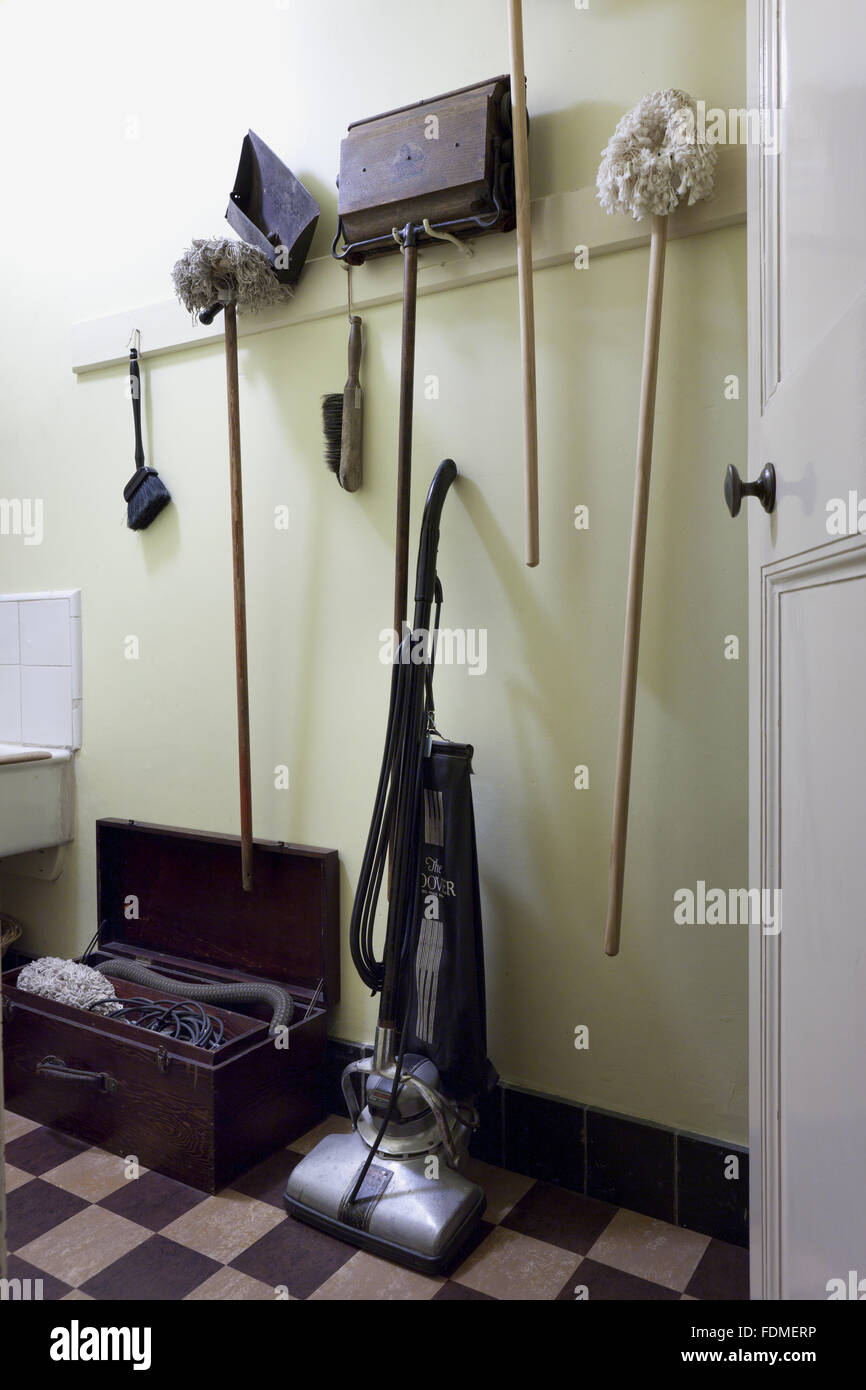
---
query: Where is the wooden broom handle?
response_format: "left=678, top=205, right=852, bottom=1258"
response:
left=507, top=0, right=539, bottom=568
left=224, top=303, right=254, bottom=893
left=394, top=241, right=418, bottom=636
left=605, top=214, right=668, bottom=956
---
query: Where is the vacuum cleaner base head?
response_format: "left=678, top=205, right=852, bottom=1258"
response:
left=284, top=1130, right=485, bottom=1276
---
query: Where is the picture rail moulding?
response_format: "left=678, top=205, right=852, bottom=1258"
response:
left=71, top=148, right=745, bottom=375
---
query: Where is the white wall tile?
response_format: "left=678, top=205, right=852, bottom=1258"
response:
left=0, top=590, right=81, bottom=748
left=0, top=601, right=19, bottom=663
left=21, top=666, right=72, bottom=746
left=20, top=597, right=71, bottom=666
left=70, top=614, right=82, bottom=699
left=0, top=665, right=22, bottom=741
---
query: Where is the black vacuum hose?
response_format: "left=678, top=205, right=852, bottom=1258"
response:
left=94, top=959, right=293, bottom=1035
left=348, top=459, right=457, bottom=1008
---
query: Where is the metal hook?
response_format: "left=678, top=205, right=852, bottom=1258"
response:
left=341, top=261, right=355, bottom=322
left=422, top=217, right=474, bottom=258
left=127, top=327, right=141, bottom=353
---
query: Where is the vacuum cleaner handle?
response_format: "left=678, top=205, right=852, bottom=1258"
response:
left=415, top=459, right=457, bottom=603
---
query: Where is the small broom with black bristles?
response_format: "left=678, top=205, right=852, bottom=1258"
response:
left=124, top=332, right=171, bottom=529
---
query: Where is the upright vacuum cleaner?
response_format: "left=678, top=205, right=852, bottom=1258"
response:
left=285, top=461, right=495, bottom=1274
left=286, top=80, right=514, bottom=1273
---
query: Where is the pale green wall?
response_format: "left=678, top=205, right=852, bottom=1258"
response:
left=0, top=0, right=748, bottom=1143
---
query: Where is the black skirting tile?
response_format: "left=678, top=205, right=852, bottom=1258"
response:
left=503, top=1086, right=585, bottom=1190
left=586, top=1109, right=674, bottom=1223
left=677, top=1134, right=748, bottom=1247
left=469, top=1083, right=504, bottom=1166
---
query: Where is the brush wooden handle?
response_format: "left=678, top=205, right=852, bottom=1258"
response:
left=347, top=314, right=362, bottom=383
left=224, top=303, right=254, bottom=893
left=340, top=315, right=363, bottom=493
left=507, top=0, right=539, bottom=568
left=605, top=214, right=668, bottom=956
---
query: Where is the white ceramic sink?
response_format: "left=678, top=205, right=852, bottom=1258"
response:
left=0, top=742, right=74, bottom=858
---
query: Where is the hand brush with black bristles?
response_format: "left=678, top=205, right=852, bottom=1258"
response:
left=322, top=314, right=363, bottom=491
left=124, top=335, right=171, bottom=529
left=322, top=393, right=343, bottom=475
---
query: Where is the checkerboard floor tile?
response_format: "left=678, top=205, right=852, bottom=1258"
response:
left=3, top=1110, right=749, bottom=1301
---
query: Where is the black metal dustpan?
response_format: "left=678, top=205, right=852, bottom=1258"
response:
left=226, top=129, right=319, bottom=286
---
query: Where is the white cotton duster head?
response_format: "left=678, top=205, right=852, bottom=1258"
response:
left=597, top=89, right=716, bottom=221
left=17, top=956, right=118, bottom=1013
left=171, top=237, right=294, bottom=315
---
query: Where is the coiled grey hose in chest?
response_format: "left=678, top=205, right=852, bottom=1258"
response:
left=95, top=959, right=293, bottom=1035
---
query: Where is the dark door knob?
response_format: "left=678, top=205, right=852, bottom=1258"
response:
left=724, top=463, right=776, bottom=517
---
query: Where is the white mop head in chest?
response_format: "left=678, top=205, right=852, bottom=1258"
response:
left=17, top=956, right=117, bottom=1012
left=597, top=88, right=716, bottom=221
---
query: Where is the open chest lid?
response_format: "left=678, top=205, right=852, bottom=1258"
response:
left=95, top=819, right=339, bottom=1005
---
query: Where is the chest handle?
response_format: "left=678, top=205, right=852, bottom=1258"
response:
left=37, top=1055, right=119, bottom=1093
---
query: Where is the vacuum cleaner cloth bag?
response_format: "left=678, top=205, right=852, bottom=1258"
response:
left=398, top=740, right=497, bottom=1102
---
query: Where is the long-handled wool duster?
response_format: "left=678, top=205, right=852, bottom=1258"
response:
left=597, top=91, right=716, bottom=956
left=172, top=237, right=293, bottom=892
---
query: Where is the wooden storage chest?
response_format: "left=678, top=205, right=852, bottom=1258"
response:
left=2, top=819, right=340, bottom=1192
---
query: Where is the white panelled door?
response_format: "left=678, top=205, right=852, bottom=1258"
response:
left=747, top=1, right=866, bottom=1298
